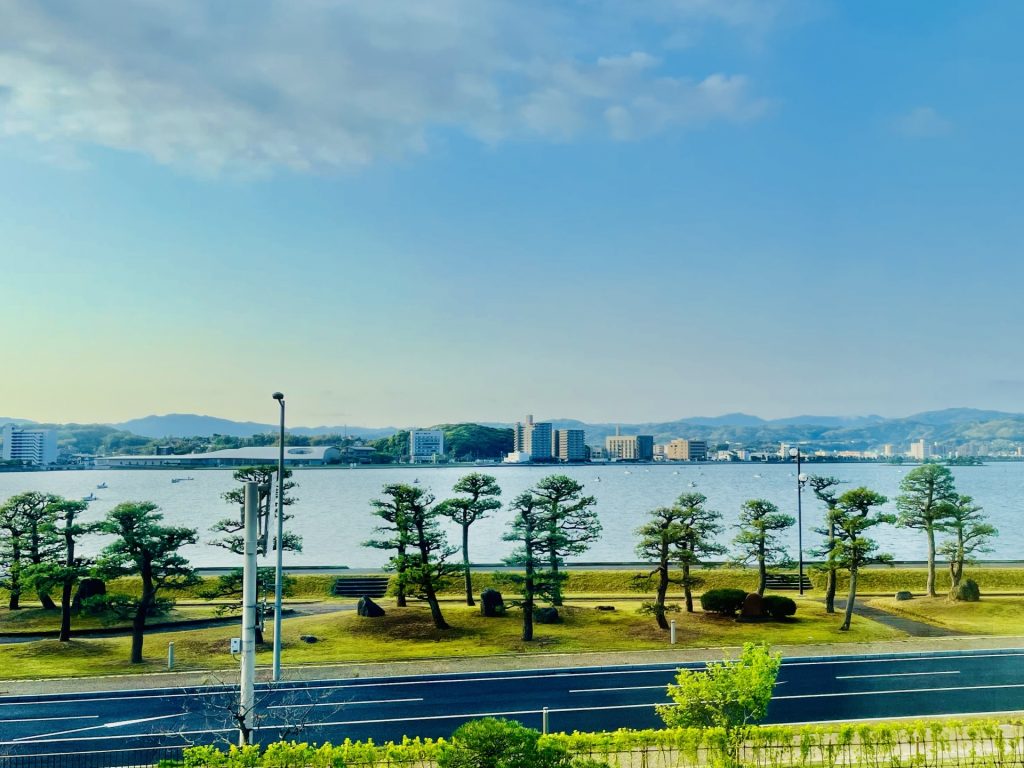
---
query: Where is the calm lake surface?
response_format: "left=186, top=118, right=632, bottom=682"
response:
left=1, top=463, right=1021, bottom=568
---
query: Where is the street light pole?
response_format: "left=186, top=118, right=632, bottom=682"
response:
left=271, top=392, right=285, bottom=682
left=789, top=447, right=806, bottom=596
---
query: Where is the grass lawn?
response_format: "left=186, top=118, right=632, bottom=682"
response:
left=0, top=604, right=235, bottom=634
left=864, top=595, right=1024, bottom=635
left=0, top=596, right=902, bottom=680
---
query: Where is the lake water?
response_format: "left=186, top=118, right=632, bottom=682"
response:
left=1, top=463, right=1021, bottom=568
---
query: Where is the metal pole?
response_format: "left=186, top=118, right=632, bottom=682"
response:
left=273, top=393, right=285, bottom=682
left=240, top=481, right=258, bottom=745
left=796, top=449, right=804, bottom=596
left=542, top=707, right=549, bottom=735
left=167, top=641, right=174, bottom=671
left=670, top=619, right=677, bottom=645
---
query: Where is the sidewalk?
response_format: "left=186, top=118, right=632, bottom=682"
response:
left=2, top=634, right=1021, bottom=697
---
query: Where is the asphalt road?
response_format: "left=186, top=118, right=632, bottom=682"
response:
left=1, top=648, right=1022, bottom=765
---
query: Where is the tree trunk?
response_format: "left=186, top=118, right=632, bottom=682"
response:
left=462, top=524, right=474, bottom=606
left=39, top=592, right=57, bottom=611
left=8, top=541, right=21, bottom=610
left=395, top=546, right=407, bottom=607
left=130, top=600, right=148, bottom=664
left=59, top=579, right=74, bottom=642
left=549, top=550, right=562, bottom=606
left=757, top=552, right=766, bottom=596
left=840, top=568, right=858, bottom=631
left=423, top=581, right=449, bottom=630
left=926, top=526, right=937, bottom=597
left=655, top=564, right=669, bottom=629
left=682, top=561, right=694, bottom=614
left=825, top=523, right=837, bottom=613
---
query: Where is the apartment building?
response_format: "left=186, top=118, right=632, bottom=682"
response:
left=1, top=424, right=58, bottom=466
left=665, top=438, right=707, bottom=461
left=605, top=434, right=654, bottom=461
left=553, top=428, right=586, bottom=462
left=409, top=429, right=445, bottom=463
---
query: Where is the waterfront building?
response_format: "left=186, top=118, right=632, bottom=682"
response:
left=409, top=429, right=445, bottom=463
left=605, top=434, right=654, bottom=461
left=96, top=446, right=341, bottom=468
left=665, top=438, right=707, bottom=461
left=883, top=444, right=895, bottom=457
left=1, top=424, right=58, bottom=466
left=552, top=428, right=586, bottom=462
left=909, top=439, right=927, bottom=461
left=513, top=415, right=553, bottom=462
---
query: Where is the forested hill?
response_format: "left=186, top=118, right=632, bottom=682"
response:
left=371, top=424, right=514, bottom=462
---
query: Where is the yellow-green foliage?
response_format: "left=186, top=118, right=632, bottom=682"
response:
left=810, top=568, right=1024, bottom=594
left=182, top=719, right=1024, bottom=768
left=439, top=568, right=759, bottom=596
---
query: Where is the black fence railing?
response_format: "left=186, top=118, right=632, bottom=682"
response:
left=0, top=747, right=183, bottom=768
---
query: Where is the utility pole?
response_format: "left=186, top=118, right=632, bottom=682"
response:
left=239, top=481, right=258, bottom=745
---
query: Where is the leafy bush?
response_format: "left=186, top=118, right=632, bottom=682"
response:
left=761, top=595, right=797, bottom=618
left=895, top=590, right=913, bottom=601
left=700, top=588, right=747, bottom=615
left=439, top=718, right=570, bottom=768
left=953, top=579, right=981, bottom=602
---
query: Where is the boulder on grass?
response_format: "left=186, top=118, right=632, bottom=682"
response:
left=357, top=596, right=386, bottom=617
left=595, top=605, right=616, bottom=611
left=300, top=635, right=319, bottom=644
left=895, top=591, right=913, bottom=601
left=534, top=607, right=560, bottom=624
left=738, top=593, right=764, bottom=621
left=72, top=578, right=106, bottom=610
left=953, top=579, right=981, bottom=602
left=480, top=588, right=505, bottom=617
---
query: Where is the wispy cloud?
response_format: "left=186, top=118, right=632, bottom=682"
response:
left=892, top=106, right=953, bottom=138
left=0, top=0, right=782, bottom=173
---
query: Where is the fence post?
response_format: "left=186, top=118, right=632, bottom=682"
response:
left=670, top=619, right=676, bottom=645
left=168, top=641, right=175, bottom=671
left=542, top=706, right=549, bottom=735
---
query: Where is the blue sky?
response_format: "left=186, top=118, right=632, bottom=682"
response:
left=2, top=0, right=1022, bottom=428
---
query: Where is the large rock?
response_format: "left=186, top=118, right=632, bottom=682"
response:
left=72, top=578, right=106, bottom=610
left=480, top=588, right=505, bottom=617
left=534, top=607, right=560, bottom=624
left=357, top=596, right=386, bottom=617
left=895, top=590, right=913, bottom=601
left=739, top=592, right=764, bottom=621
left=953, top=579, right=981, bottom=602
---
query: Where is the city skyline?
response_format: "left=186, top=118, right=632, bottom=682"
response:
left=3, top=1, right=1023, bottom=427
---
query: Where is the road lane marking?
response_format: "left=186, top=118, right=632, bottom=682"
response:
left=12, top=712, right=186, bottom=743
left=836, top=671, right=961, bottom=680
left=0, top=716, right=98, bottom=724
left=776, top=682, right=1024, bottom=700
left=570, top=685, right=665, bottom=693
left=268, top=697, right=423, bottom=709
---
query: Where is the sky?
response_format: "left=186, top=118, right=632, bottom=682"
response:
left=1, top=0, right=1022, bottom=429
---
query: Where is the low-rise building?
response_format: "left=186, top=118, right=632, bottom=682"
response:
left=605, top=434, right=654, bottom=461
left=665, top=439, right=707, bottom=461
left=409, top=429, right=445, bottom=463
left=96, top=446, right=341, bottom=468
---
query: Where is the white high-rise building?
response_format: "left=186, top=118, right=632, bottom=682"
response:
left=2, top=424, right=58, bottom=466
left=409, top=429, right=444, bottom=463
left=909, top=439, right=927, bottom=461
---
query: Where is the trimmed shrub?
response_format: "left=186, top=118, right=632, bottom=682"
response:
left=895, top=590, right=913, bottom=601
left=700, top=588, right=747, bottom=616
left=762, top=595, right=797, bottom=618
left=953, top=579, right=981, bottom=602
left=439, top=718, right=570, bottom=768
left=535, top=607, right=560, bottom=624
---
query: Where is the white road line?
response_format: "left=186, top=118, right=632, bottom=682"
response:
left=267, top=697, right=423, bottom=709
left=570, top=685, right=665, bottom=694
left=783, top=652, right=1024, bottom=668
left=12, top=712, right=186, bottom=743
left=836, top=671, right=961, bottom=680
left=776, top=683, right=1024, bottom=700
left=0, top=715, right=98, bottom=724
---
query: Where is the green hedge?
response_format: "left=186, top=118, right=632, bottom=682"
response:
left=808, top=568, right=1024, bottom=594
left=181, top=719, right=1024, bottom=768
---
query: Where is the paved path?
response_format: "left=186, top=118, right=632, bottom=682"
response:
left=830, top=599, right=959, bottom=638
left=1, top=647, right=1022, bottom=766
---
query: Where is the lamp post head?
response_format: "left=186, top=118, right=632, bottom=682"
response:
left=789, top=447, right=799, bottom=458
left=272, top=392, right=284, bottom=402
left=798, top=472, right=808, bottom=483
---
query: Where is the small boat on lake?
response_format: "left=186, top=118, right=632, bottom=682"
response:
left=82, top=493, right=97, bottom=502
left=96, top=482, right=108, bottom=489
left=171, top=477, right=195, bottom=484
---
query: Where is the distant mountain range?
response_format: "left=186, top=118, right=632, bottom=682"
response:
left=4, top=408, right=1023, bottom=451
